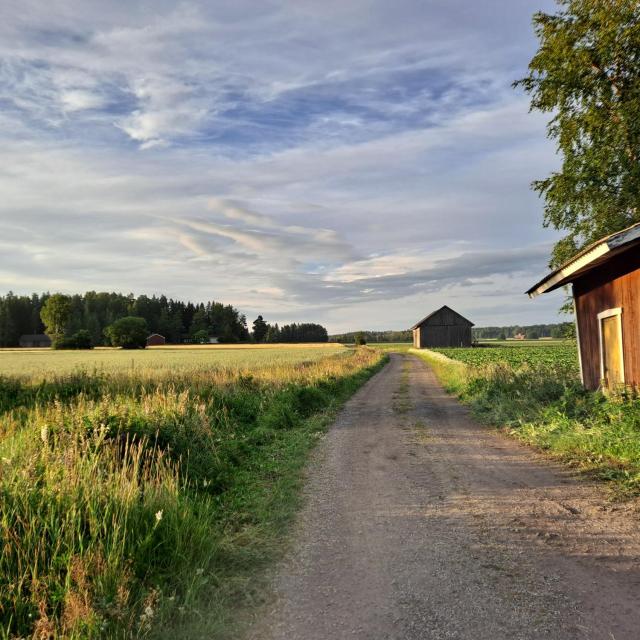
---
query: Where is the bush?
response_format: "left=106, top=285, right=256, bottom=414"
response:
left=193, top=329, right=209, bottom=344
left=53, top=329, right=93, bottom=350
left=354, top=332, right=367, bottom=346
left=105, top=317, right=148, bottom=349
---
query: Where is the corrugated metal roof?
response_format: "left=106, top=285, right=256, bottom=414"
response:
left=411, top=305, right=474, bottom=330
left=526, top=221, right=640, bottom=298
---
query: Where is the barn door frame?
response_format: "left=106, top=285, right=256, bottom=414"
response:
left=597, top=307, right=624, bottom=386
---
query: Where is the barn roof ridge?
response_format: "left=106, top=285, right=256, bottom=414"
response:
left=527, top=221, right=640, bottom=298
left=411, top=305, right=474, bottom=330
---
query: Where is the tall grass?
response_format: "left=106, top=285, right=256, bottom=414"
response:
left=0, top=348, right=385, bottom=638
left=413, top=348, right=640, bottom=495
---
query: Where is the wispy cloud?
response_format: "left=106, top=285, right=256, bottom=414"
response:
left=0, top=0, right=565, bottom=331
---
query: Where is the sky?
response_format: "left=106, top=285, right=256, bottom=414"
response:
left=0, top=0, right=569, bottom=333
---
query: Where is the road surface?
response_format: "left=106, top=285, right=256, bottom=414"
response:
left=250, top=353, right=640, bottom=640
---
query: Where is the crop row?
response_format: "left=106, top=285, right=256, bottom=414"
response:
left=432, top=343, right=579, bottom=372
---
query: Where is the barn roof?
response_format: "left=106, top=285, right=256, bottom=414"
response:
left=411, top=305, right=474, bottom=330
left=527, top=221, right=640, bottom=298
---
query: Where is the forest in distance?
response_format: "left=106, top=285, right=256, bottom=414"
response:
left=330, top=322, right=576, bottom=344
left=0, top=291, right=328, bottom=347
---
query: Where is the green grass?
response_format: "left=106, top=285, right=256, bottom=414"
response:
left=367, top=342, right=413, bottom=353
left=0, top=347, right=386, bottom=639
left=0, top=344, right=345, bottom=378
left=413, top=346, right=640, bottom=496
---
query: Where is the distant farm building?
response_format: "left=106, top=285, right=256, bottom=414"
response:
left=19, top=334, right=51, bottom=348
left=411, top=306, right=474, bottom=349
left=146, top=333, right=166, bottom=347
left=527, top=222, right=640, bottom=390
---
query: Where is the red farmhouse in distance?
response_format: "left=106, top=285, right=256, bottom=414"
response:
left=146, top=333, right=166, bottom=347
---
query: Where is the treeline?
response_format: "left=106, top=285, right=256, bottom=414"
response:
left=262, top=322, right=328, bottom=343
left=0, top=291, right=250, bottom=346
left=0, top=291, right=331, bottom=347
left=329, top=323, right=576, bottom=344
left=330, top=330, right=412, bottom=343
left=473, top=322, right=576, bottom=340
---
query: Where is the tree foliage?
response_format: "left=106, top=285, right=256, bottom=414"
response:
left=53, top=329, right=93, bottom=350
left=331, top=329, right=412, bottom=344
left=0, top=292, right=250, bottom=347
left=516, top=0, right=640, bottom=267
left=252, top=315, right=268, bottom=343
left=354, top=332, right=367, bottom=346
left=40, top=294, right=72, bottom=343
left=105, top=317, right=148, bottom=349
left=473, top=322, right=575, bottom=340
left=262, top=322, right=328, bottom=343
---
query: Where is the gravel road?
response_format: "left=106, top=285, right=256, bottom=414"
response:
left=249, top=353, right=640, bottom=640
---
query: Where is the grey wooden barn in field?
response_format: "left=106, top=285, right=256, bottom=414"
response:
left=411, top=306, right=474, bottom=349
left=19, top=334, right=51, bottom=348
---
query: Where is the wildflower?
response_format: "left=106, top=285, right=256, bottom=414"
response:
left=155, top=510, right=163, bottom=523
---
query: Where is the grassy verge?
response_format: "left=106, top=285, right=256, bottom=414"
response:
left=368, top=342, right=413, bottom=353
left=411, top=348, right=640, bottom=496
left=0, top=348, right=386, bottom=639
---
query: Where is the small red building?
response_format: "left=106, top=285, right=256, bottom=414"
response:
left=527, top=223, right=640, bottom=390
left=146, top=333, right=166, bottom=347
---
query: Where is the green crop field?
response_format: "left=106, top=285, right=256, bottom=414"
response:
left=0, top=345, right=385, bottom=639
left=0, top=343, right=346, bottom=378
left=432, top=342, right=579, bottom=372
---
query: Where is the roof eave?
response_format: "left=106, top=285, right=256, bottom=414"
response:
left=526, top=243, right=610, bottom=298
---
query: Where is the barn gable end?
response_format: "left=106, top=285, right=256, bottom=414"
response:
left=411, top=305, right=474, bottom=349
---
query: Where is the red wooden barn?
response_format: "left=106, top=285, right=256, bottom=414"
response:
left=146, top=333, right=166, bottom=347
left=527, top=223, right=640, bottom=390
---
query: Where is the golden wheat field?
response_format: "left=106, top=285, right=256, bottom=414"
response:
left=0, top=343, right=346, bottom=378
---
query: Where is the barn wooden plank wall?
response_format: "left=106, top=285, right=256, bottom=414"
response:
left=413, top=306, right=473, bottom=349
left=574, top=249, right=640, bottom=390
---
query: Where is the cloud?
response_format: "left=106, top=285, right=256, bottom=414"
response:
left=0, top=0, right=565, bottom=332
left=60, top=89, right=104, bottom=112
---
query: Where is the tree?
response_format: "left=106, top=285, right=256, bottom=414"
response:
left=193, top=329, right=209, bottom=344
left=189, top=307, right=209, bottom=337
left=54, top=329, right=93, bottom=350
left=516, top=0, right=640, bottom=268
left=105, top=316, right=148, bottom=349
left=354, top=332, right=367, bottom=346
left=265, top=324, right=280, bottom=343
left=40, top=294, right=72, bottom=343
left=252, top=315, right=268, bottom=342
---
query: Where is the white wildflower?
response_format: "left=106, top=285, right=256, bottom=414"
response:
left=155, top=510, right=163, bottom=522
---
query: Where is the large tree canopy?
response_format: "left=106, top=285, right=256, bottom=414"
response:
left=517, top=0, right=640, bottom=267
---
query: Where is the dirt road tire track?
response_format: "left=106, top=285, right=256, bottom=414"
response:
left=249, top=353, right=640, bottom=640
